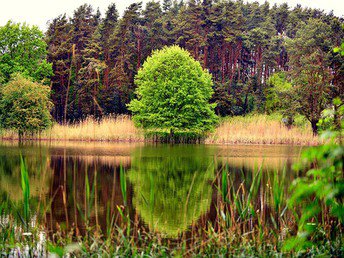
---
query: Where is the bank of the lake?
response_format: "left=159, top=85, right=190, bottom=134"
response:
left=0, top=114, right=320, bottom=145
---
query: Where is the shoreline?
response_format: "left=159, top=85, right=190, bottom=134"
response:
left=0, top=136, right=318, bottom=146
left=0, top=114, right=320, bottom=146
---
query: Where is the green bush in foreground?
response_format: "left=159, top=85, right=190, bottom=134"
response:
left=128, top=46, right=218, bottom=142
left=284, top=98, right=344, bottom=253
left=0, top=74, right=52, bottom=140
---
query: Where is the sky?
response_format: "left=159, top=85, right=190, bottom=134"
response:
left=0, top=0, right=343, bottom=32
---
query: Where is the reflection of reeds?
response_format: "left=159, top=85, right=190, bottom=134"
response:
left=20, top=156, right=30, bottom=230
left=120, top=165, right=127, bottom=206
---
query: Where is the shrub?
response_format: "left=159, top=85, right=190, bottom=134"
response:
left=0, top=74, right=53, bottom=140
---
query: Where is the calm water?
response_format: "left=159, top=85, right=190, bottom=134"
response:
left=0, top=141, right=304, bottom=238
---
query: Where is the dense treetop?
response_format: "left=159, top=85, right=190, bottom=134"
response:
left=0, top=21, right=53, bottom=84
left=129, top=45, right=218, bottom=135
left=0, top=74, right=52, bottom=139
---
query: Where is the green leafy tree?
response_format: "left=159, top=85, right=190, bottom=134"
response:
left=142, top=1, right=164, bottom=60
left=109, top=3, right=142, bottom=108
left=176, top=0, right=204, bottom=61
left=0, top=21, right=53, bottom=83
left=265, top=72, right=296, bottom=126
left=271, top=3, right=289, bottom=34
left=46, top=14, right=73, bottom=123
left=78, top=28, right=106, bottom=119
left=0, top=74, right=52, bottom=140
left=69, top=4, right=99, bottom=120
left=286, top=19, right=333, bottom=135
left=71, top=4, right=98, bottom=78
left=100, top=3, right=119, bottom=89
left=162, top=0, right=172, bottom=13
left=128, top=46, right=218, bottom=139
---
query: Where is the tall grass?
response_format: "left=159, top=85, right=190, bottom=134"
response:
left=206, top=114, right=320, bottom=145
left=1, top=115, right=144, bottom=142
left=0, top=114, right=319, bottom=145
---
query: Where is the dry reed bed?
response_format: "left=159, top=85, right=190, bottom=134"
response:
left=1, top=114, right=320, bottom=145
left=1, top=116, right=144, bottom=142
left=206, top=115, right=320, bottom=145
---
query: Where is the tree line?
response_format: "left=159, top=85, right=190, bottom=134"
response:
left=0, top=0, right=343, bottom=134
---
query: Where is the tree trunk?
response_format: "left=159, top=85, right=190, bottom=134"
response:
left=64, top=68, right=71, bottom=125
left=243, top=93, right=248, bottom=114
left=230, top=40, right=242, bottom=86
left=333, top=104, right=341, bottom=131
left=64, top=44, right=75, bottom=125
left=104, top=67, right=109, bottom=89
left=221, top=43, right=226, bottom=84
left=256, top=46, right=263, bottom=84
left=227, top=44, right=232, bottom=81
left=137, top=38, right=141, bottom=71
left=18, top=130, right=23, bottom=142
left=203, top=45, right=208, bottom=68
left=311, top=120, right=318, bottom=136
left=169, top=128, right=175, bottom=144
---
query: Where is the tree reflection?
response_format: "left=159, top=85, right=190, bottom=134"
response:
left=128, top=145, right=215, bottom=237
left=0, top=145, right=51, bottom=223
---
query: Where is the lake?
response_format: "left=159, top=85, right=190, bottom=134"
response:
left=0, top=141, right=304, bottom=241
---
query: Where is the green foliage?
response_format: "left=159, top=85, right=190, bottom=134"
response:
left=286, top=19, right=334, bottom=134
left=284, top=99, right=344, bottom=252
left=333, top=24, right=344, bottom=56
left=265, top=72, right=293, bottom=113
left=0, top=74, right=53, bottom=138
left=265, top=72, right=297, bottom=127
left=0, top=21, right=53, bottom=83
left=334, top=42, right=344, bottom=56
left=128, top=46, right=218, bottom=138
left=43, top=1, right=343, bottom=123
left=318, top=98, right=344, bottom=133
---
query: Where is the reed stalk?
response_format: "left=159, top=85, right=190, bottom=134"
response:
left=20, top=155, right=30, bottom=231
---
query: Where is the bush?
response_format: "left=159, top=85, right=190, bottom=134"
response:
left=284, top=99, right=344, bottom=253
left=0, top=74, right=53, bottom=139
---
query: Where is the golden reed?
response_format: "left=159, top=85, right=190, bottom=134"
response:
left=206, top=114, right=320, bottom=145
left=1, top=115, right=144, bottom=142
left=1, top=114, right=319, bottom=145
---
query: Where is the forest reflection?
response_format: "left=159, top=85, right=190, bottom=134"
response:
left=0, top=143, right=301, bottom=238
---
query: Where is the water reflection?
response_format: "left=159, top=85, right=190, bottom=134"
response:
left=129, top=145, right=215, bottom=237
left=0, top=145, right=51, bottom=201
left=0, top=142, right=303, bottom=239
